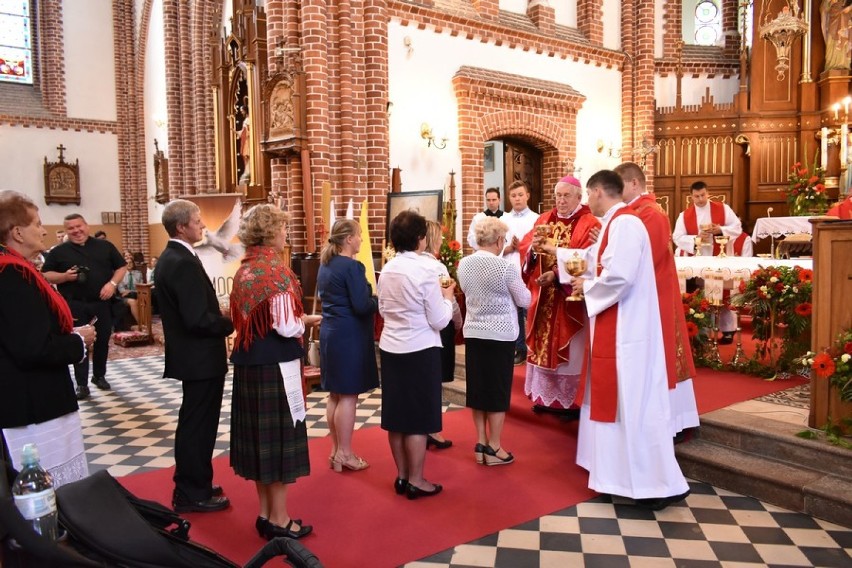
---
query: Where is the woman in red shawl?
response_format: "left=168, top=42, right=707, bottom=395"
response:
left=0, top=190, right=95, bottom=488
left=229, top=204, right=321, bottom=541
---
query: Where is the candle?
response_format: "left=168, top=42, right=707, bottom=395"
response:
left=821, top=127, right=829, bottom=170
left=842, top=123, right=848, bottom=169
left=834, top=103, right=841, bottom=121
left=845, top=96, right=851, bottom=118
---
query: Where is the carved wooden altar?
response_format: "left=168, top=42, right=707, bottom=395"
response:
left=211, top=0, right=269, bottom=203
left=43, top=144, right=81, bottom=205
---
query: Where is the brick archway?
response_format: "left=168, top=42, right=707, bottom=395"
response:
left=452, top=67, right=585, bottom=246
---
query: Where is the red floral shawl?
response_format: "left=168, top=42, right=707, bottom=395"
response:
left=0, top=245, right=74, bottom=333
left=230, top=246, right=304, bottom=351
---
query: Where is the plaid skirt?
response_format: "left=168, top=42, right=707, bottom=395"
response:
left=230, top=362, right=310, bottom=484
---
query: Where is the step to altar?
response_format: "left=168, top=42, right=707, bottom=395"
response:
left=676, top=408, right=852, bottom=528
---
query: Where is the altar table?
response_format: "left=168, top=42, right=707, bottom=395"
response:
left=751, top=216, right=814, bottom=242
left=674, top=256, right=813, bottom=298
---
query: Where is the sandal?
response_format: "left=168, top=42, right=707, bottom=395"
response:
left=332, top=453, right=370, bottom=472
left=483, top=445, right=514, bottom=466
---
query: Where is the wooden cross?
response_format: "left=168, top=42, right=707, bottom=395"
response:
left=56, top=144, right=66, bottom=161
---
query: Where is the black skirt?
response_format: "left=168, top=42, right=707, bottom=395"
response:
left=380, top=347, right=442, bottom=434
left=230, top=362, right=310, bottom=484
left=439, top=322, right=456, bottom=383
left=465, top=338, right=515, bottom=412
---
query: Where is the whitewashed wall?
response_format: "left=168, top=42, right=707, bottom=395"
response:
left=64, top=0, right=117, bottom=121
left=655, top=74, right=740, bottom=109
left=388, top=21, right=623, bottom=234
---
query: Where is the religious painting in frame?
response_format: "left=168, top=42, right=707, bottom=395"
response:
left=385, top=190, right=443, bottom=242
left=43, top=146, right=81, bottom=205
left=484, top=143, right=495, bottom=172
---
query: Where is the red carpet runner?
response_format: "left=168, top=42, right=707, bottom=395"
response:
left=119, top=366, right=806, bottom=567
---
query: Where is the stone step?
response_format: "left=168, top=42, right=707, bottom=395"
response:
left=695, top=408, right=852, bottom=479
left=676, top=410, right=852, bottom=528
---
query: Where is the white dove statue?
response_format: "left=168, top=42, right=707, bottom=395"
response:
left=195, top=198, right=245, bottom=274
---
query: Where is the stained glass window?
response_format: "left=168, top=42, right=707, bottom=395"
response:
left=694, top=0, right=722, bottom=46
left=0, top=0, right=32, bottom=84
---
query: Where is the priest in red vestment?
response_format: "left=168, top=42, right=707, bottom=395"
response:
left=615, top=162, right=699, bottom=438
left=827, top=194, right=852, bottom=218
left=518, top=175, right=599, bottom=414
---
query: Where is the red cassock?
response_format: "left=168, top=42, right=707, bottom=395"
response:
left=518, top=206, right=600, bottom=371
left=629, top=194, right=696, bottom=388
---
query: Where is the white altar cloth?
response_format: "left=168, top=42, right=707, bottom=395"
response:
left=751, top=216, right=813, bottom=242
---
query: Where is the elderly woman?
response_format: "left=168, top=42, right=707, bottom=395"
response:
left=378, top=210, right=455, bottom=499
left=317, top=219, right=378, bottom=472
left=457, top=216, right=531, bottom=466
left=421, top=220, right=463, bottom=449
left=0, top=190, right=96, bottom=488
left=229, top=204, right=321, bottom=540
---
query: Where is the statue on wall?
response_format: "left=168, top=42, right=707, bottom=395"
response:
left=821, top=0, right=852, bottom=71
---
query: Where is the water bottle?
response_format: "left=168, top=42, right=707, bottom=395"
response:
left=11, top=443, right=58, bottom=540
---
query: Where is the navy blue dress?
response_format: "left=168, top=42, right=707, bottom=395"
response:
left=317, top=255, right=379, bottom=394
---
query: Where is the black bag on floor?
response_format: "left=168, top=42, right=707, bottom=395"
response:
left=54, top=470, right=322, bottom=568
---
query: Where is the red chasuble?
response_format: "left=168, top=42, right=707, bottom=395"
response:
left=828, top=198, right=852, bottom=219
left=518, top=206, right=600, bottom=370
left=683, top=201, right=725, bottom=255
left=629, top=194, right=696, bottom=388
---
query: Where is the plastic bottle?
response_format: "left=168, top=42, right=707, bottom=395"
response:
left=11, top=443, right=58, bottom=540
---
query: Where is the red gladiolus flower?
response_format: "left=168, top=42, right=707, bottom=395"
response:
left=449, top=240, right=461, bottom=251
left=798, top=269, right=813, bottom=283
left=794, top=303, right=812, bottom=317
left=815, top=183, right=825, bottom=193
left=844, top=341, right=852, bottom=355
left=791, top=189, right=799, bottom=196
left=686, top=321, right=699, bottom=338
left=808, top=175, right=819, bottom=185
left=798, top=169, right=808, bottom=176
left=812, top=353, right=836, bottom=379
left=738, top=280, right=746, bottom=293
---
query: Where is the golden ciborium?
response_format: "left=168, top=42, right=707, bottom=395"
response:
left=714, top=235, right=729, bottom=257
left=693, top=235, right=703, bottom=256
left=564, top=252, right=587, bottom=302
left=439, top=275, right=452, bottom=288
left=533, top=225, right=552, bottom=255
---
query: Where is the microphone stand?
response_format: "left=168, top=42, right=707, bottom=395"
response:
left=766, top=207, right=776, bottom=259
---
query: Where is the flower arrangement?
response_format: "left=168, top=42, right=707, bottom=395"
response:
left=730, top=265, right=813, bottom=370
left=793, top=326, right=852, bottom=447
left=783, top=158, right=828, bottom=216
left=682, top=290, right=713, bottom=361
left=439, top=200, right=462, bottom=281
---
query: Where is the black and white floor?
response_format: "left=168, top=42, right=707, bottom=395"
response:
left=79, top=356, right=851, bottom=568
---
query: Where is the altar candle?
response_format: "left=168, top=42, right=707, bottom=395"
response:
left=842, top=123, right=848, bottom=169
left=834, top=103, right=840, bottom=121
left=821, top=127, right=829, bottom=170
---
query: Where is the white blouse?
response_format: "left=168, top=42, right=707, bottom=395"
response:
left=378, top=251, right=452, bottom=353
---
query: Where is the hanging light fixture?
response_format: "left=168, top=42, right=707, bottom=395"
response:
left=758, top=0, right=808, bottom=81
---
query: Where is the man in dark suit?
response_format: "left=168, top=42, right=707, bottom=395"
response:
left=154, top=199, right=234, bottom=513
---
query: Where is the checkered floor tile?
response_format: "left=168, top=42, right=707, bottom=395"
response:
left=81, top=356, right=852, bottom=567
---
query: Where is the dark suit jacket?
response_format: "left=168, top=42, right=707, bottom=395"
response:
left=0, top=267, right=85, bottom=428
left=154, top=241, right=234, bottom=382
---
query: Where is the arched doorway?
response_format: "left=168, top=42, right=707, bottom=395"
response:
left=483, top=138, right=543, bottom=214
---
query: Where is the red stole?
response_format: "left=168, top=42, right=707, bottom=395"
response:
left=732, top=233, right=748, bottom=256
left=576, top=206, right=637, bottom=423
left=828, top=198, right=852, bottom=219
left=683, top=201, right=725, bottom=255
left=630, top=194, right=696, bottom=387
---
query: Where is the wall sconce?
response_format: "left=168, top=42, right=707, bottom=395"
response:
left=596, top=139, right=621, bottom=158
left=421, top=123, right=447, bottom=149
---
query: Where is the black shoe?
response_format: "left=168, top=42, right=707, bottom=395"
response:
left=75, top=385, right=90, bottom=400
left=92, top=376, right=111, bottom=390
left=394, top=478, right=408, bottom=495
left=635, top=489, right=691, bottom=511
left=718, top=332, right=734, bottom=345
left=406, top=482, right=443, bottom=500
left=559, top=408, right=581, bottom=422
left=211, top=485, right=223, bottom=497
left=426, top=435, right=453, bottom=450
left=264, top=519, right=313, bottom=540
left=474, top=443, right=488, bottom=465
left=172, top=494, right=230, bottom=513
left=513, top=352, right=526, bottom=366
left=255, top=516, right=268, bottom=538
left=482, top=445, right=514, bottom=466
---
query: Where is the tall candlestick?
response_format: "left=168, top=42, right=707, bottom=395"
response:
left=845, top=97, right=850, bottom=118
left=821, top=127, right=829, bottom=170
left=834, top=103, right=841, bottom=121
left=842, top=123, right=849, bottom=170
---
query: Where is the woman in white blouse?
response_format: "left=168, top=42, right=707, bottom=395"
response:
left=457, top=216, right=531, bottom=466
left=378, top=210, right=456, bottom=499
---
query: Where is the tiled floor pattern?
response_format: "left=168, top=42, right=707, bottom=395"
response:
left=82, top=356, right=851, bottom=567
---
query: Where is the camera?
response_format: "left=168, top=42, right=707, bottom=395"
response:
left=74, top=265, right=91, bottom=284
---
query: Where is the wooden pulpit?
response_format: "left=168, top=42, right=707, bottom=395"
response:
left=808, top=218, right=852, bottom=432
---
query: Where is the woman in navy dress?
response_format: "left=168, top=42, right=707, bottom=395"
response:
left=317, top=219, right=378, bottom=472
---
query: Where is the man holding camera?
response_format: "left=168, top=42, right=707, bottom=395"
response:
left=43, top=214, right=127, bottom=400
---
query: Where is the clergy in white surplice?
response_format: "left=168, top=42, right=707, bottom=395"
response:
left=542, top=170, right=690, bottom=510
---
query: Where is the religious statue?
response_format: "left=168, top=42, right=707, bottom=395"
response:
left=821, top=0, right=852, bottom=72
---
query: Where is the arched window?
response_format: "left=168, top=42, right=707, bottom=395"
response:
left=0, top=0, right=33, bottom=84
left=693, top=0, right=722, bottom=46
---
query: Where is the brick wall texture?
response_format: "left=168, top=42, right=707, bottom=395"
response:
left=0, top=0, right=740, bottom=255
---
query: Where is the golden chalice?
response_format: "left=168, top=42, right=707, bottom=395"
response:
left=693, top=236, right=703, bottom=256
left=533, top=225, right=551, bottom=254
left=439, top=275, right=453, bottom=288
left=714, top=235, right=729, bottom=258
left=564, top=252, right=587, bottom=302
